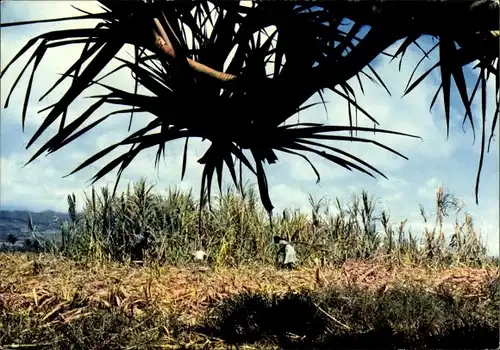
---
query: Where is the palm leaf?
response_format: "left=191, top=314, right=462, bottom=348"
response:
left=1, top=0, right=498, bottom=215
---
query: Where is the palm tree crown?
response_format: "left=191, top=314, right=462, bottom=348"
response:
left=1, top=0, right=498, bottom=216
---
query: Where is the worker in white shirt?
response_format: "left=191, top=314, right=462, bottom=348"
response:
left=274, top=235, right=298, bottom=269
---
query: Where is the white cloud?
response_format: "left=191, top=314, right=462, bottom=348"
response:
left=270, top=184, right=310, bottom=213
left=417, top=177, right=442, bottom=200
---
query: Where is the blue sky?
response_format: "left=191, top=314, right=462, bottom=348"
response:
left=1, top=1, right=499, bottom=255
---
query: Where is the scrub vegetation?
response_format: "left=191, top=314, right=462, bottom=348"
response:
left=1, top=181, right=498, bottom=349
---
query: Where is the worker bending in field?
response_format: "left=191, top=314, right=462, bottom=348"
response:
left=274, top=235, right=298, bottom=269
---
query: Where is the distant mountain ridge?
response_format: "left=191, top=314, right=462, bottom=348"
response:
left=0, top=209, right=70, bottom=243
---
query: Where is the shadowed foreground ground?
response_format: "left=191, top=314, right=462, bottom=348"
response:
left=1, top=253, right=499, bottom=349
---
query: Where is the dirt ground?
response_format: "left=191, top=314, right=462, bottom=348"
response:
left=1, top=253, right=497, bottom=326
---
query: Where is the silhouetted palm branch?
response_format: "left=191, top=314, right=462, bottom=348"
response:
left=1, top=0, right=498, bottom=217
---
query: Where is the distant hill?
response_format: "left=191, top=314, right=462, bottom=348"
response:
left=0, top=210, right=70, bottom=244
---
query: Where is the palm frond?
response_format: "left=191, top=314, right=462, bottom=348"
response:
left=1, top=0, right=498, bottom=215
